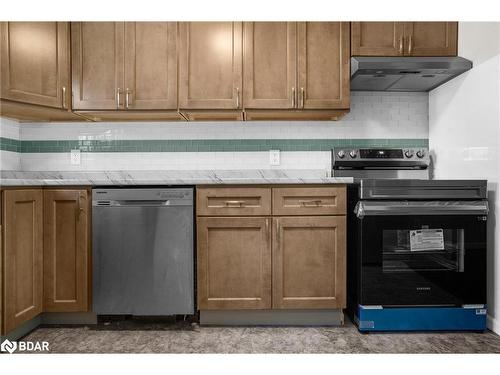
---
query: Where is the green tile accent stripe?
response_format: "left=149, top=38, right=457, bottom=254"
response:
left=1, top=137, right=428, bottom=153
left=0, top=137, right=22, bottom=152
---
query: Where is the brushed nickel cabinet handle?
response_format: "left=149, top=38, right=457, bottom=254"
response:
left=399, top=37, right=403, bottom=55
left=236, top=87, right=240, bottom=109
left=300, top=87, right=305, bottom=108
left=116, top=88, right=122, bottom=109
left=408, top=35, right=413, bottom=55
left=224, top=200, right=245, bottom=207
left=300, top=199, right=323, bottom=207
left=292, top=87, right=295, bottom=108
left=62, top=86, right=67, bottom=109
left=125, top=88, right=130, bottom=109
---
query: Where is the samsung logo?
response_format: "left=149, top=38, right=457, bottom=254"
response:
left=416, top=287, right=431, bottom=291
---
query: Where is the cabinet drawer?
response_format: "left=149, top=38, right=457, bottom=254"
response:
left=197, top=187, right=271, bottom=216
left=272, top=187, right=346, bottom=216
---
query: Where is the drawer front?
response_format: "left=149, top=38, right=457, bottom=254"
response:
left=197, top=187, right=271, bottom=216
left=272, top=187, right=346, bottom=216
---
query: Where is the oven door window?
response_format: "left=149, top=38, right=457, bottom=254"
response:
left=383, top=228, right=464, bottom=273
left=360, top=215, right=486, bottom=307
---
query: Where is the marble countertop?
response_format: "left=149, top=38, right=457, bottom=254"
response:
left=0, top=170, right=353, bottom=186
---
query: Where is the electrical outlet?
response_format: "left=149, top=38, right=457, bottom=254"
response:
left=71, top=149, right=81, bottom=165
left=269, top=150, right=280, bottom=166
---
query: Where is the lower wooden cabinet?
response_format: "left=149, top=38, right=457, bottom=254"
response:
left=272, top=216, right=346, bottom=309
left=196, top=185, right=347, bottom=312
left=43, top=190, right=89, bottom=312
left=197, top=217, right=272, bottom=309
left=2, top=190, right=44, bottom=333
left=1, top=188, right=90, bottom=335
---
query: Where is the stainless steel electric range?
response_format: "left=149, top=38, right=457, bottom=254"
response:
left=332, top=147, right=488, bottom=332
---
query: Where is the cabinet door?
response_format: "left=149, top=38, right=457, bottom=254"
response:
left=179, top=22, right=243, bottom=109
left=404, top=22, right=457, bottom=56
left=0, top=22, right=70, bottom=109
left=124, top=22, right=177, bottom=110
left=3, top=190, right=43, bottom=333
left=351, top=22, right=404, bottom=56
left=43, top=190, right=89, bottom=312
left=273, top=216, right=346, bottom=309
left=243, top=22, right=296, bottom=109
left=197, top=217, right=271, bottom=309
left=298, top=22, right=350, bottom=109
left=71, top=22, right=124, bottom=110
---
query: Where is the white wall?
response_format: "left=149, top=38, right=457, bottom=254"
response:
left=429, top=22, right=500, bottom=333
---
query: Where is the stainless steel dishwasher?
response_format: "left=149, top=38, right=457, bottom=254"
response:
left=92, top=187, right=194, bottom=315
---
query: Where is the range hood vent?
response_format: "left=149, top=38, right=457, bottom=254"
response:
left=350, top=56, right=472, bottom=92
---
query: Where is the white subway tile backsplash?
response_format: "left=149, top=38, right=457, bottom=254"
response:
left=1, top=92, right=429, bottom=172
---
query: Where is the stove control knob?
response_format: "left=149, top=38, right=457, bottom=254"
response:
left=416, top=149, right=426, bottom=158
left=337, top=150, right=346, bottom=159
left=404, top=150, right=414, bottom=158
left=349, top=150, right=357, bottom=159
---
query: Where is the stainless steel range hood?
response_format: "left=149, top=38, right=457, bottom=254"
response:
left=350, top=56, right=472, bottom=92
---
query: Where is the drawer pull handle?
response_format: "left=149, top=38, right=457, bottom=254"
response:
left=300, top=200, right=323, bottom=207
left=224, top=200, right=246, bottom=207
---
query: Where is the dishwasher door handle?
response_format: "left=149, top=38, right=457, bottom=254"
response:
left=107, top=200, right=170, bottom=207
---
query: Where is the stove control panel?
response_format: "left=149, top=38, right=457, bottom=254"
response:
left=334, top=147, right=428, bottom=160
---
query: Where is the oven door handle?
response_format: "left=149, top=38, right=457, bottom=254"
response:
left=354, top=200, right=489, bottom=218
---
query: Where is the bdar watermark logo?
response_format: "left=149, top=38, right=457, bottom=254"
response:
left=1, top=339, right=49, bottom=354
left=1, top=339, right=17, bottom=353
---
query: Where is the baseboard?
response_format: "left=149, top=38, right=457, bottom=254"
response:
left=1, top=312, right=97, bottom=342
left=487, top=314, right=500, bottom=334
left=200, top=309, right=344, bottom=326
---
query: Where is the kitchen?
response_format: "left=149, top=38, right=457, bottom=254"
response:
left=1, top=0, right=500, bottom=372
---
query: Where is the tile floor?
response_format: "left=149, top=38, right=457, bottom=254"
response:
left=20, top=318, right=500, bottom=354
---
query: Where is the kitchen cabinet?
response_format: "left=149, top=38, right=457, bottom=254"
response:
left=0, top=22, right=70, bottom=109
left=243, top=22, right=350, bottom=110
left=273, top=216, right=346, bottom=309
left=178, top=22, right=243, bottom=110
left=351, top=22, right=405, bottom=56
left=43, top=189, right=90, bottom=312
left=71, top=22, right=123, bottom=110
left=297, top=22, right=350, bottom=109
left=197, top=216, right=272, bottom=310
left=124, top=22, right=178, bottom=110
left=2, top=190, right=43, bottom=333
left=351, top=22, right=457, bottom=56
left=72, top=22, right=178, bottom=111
left=272, top=186, right=346, bottom=216
left=404, top=22, right=458, bottom=56
left=196, top=185, right=347, bottom=313
left=1, top=188, right=90, bottom=335
left=243, top=22, right=297, bottom=109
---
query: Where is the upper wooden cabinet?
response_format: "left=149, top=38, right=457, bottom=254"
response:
left=2, top=190, right=43, bottom=333
left=243, top=22, right=297, bottom=109
left=72, top=22, right=177, bottom=110
left=43, top=189, right=89, bottom=312
left=351, top=22, right=457, bottom=56
left=404, top=22, right=458, bottom=56
left=124, top=22, right=178, bottom=110
left=351, top=22, right=404, bottom=56
left=71, top=22, right=123, bottom=110
left=179, top=22, right=243, bottom=110
left=0, top=22, right=70, bottom=109
left=297, top=22, right=350, bottom=109
left=243, top=22, right=350, bottom=110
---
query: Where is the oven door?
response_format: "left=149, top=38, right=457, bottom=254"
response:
left=356, top=201, right=488, bottom=307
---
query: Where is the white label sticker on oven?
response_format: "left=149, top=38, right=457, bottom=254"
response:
left=409, top=229, right=444, bottom=251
